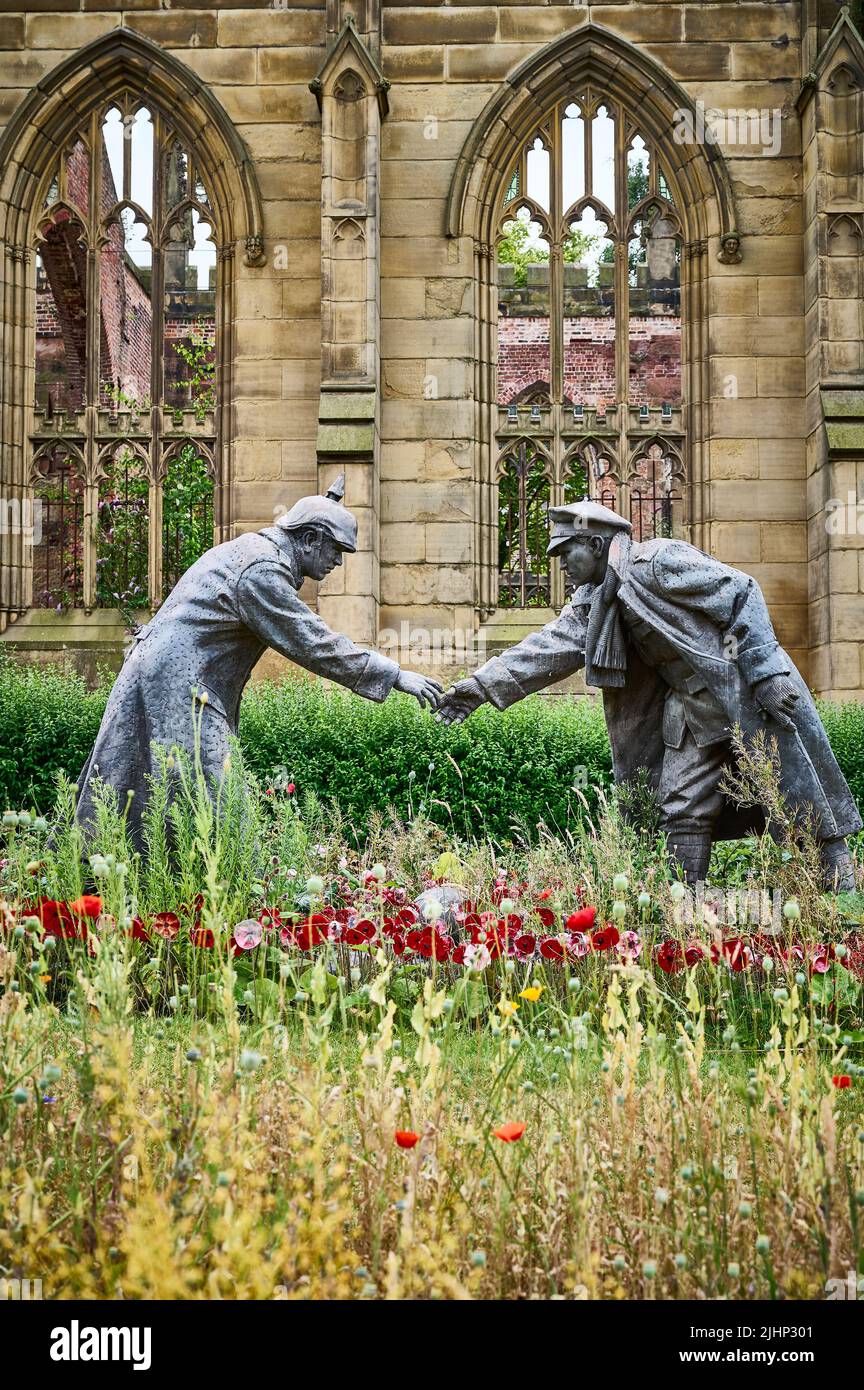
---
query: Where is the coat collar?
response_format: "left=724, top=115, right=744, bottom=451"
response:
left=258, top=527, right=302, bottom=589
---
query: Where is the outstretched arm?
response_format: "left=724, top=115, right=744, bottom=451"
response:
left=437, top=600, right=590, bottom=725
left=236, top=559, right=441, bottom=707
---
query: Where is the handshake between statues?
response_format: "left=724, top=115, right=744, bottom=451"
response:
left=73, top=475, right=859, bottom=893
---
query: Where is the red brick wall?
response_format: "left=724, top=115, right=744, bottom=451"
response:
left=497, top=315, right=682, bottom=407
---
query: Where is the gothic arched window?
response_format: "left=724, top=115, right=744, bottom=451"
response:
left=494, top=89, right=686, bottom=608
left=31, top=97, right=218, bottom=613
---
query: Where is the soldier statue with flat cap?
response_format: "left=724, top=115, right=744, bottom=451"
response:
left=76, top=475, right=442, bottom=847
left=437, top=500, right=860, bottom=889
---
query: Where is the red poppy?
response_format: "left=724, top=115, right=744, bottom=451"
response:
left=416, top=927, right=452, bottom=960
left=190, top=926, right=215, bottom=948
left=294, top=917, right=329, bottom=950
left=345, top=918, right=377, bottom=946
left=257, top=907, right=283, bottom=933
left=68, top=895, right=102, bottom=919
left=127, top=917, right=150, bottom=944
left=721, top=937, right=751, bottom=972
left=396, top=906, right=419, bottom=928
left=451, top=942, right=466, bottom=965
left=392, top=932, right=407, bottom=956
left=684, top=941, right=705, bottom=967
left=538, top=888, right=553, bottom=901
left=286, top=783, right=296, bottom=794
left=395, top=1130, right=419, bottom=1148
left=832, top=1074, right=852, bottom=1089
left=592, top=925, right=619, bottom=951
left=493, top=1121, right=526, bottom=1143
left=38, top=900, right=82, bottom=940
left=151, top=911, right=181, bottom=941
left=458, top=910, right=483, bottom=935
left=656, top=939, right=684, bottom=974
left=406, top=929, right=425, bottom=953
left=839, top=933, right=864, bottom=980
left=534, top=907, right=556, bottom=928
left=539, top=937, right=565, bottom=961
left=779, top=943, right=805, bottom=964
left=566, top=907, right=597, bottom=932
left=514, top=932, right=537, bottom=959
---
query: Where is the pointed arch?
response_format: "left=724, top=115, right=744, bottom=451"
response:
left=0, top=28, right=263, bottom=261
left=446, top=21, right=738, bottom=253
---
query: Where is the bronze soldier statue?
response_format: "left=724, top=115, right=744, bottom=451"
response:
left=76, top=476, right=441, bottom=846
left=437, top=501, right=860, bottom=890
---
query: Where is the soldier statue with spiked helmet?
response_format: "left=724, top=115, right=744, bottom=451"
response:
left=437, top=499, right=860, bottom=889
left=76, top=474, right=442, bottom=847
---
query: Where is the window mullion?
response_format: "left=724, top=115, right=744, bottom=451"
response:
left=83, top=108, right=101, bottom=611
left=149, top=110, right=166, bottom=610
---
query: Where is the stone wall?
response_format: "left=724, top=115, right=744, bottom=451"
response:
left=0, top=3, right=857, bottom=692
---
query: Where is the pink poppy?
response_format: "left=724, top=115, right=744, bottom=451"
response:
left=233, top=919, right=263, bottom=951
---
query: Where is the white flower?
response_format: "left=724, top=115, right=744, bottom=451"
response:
left=463, top=943, right=491, bottom=972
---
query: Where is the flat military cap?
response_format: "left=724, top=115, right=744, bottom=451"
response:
left=276, top=473, right=357, bottom=552
left=546, top=499, right=632, bottom=555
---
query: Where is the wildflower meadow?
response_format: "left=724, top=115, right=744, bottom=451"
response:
left=1, top=722, right=863, bottom=1325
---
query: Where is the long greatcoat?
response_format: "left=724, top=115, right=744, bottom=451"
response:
left=471, top=536, right=861, bottom=841
left=75, top=527, right=399, bottom=845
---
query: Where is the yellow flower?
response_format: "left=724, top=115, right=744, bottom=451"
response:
left=498, top=999, right=520, bottom=1017
left=519, top=986, right=544, bottom=1002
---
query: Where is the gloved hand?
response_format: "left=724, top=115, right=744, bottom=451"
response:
left=394, top=670, right=444, bottom=710
left=753, top=674, right=799, bottom=729
left=435, top=677, right=486, bottom=726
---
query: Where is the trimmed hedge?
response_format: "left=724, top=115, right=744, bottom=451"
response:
left=2, top=655, right=864, bottom=841
left=239, top=678, right=612, bottom=839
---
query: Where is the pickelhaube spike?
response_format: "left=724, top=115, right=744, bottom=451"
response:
left=325, top=472, right=345, bottom=503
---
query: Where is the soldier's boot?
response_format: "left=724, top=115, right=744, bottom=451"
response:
left=665, top=828, right=713, bottom=885
left=819, top=836, right=856, bottom=894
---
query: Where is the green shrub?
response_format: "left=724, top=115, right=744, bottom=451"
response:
left=816, top=699, right=864, bottom=815
left=238, top=679, right=612, bottom=841
left=2, top=656, right=864, bottom=844
left=0, top=657, right=109, bottom=810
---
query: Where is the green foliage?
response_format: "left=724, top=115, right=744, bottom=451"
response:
left=161, top=443, right=214, bottom=597
left=497, top=214, right=596, bottom=288
left=173, top=321, right=215, bottom=420
left=238, top=679, right=613, bottom=843
left=95, top=450, right=150, bottom=616
left=0, top=656, right=109, bottom=810
left=816, top=699, right=864, bottom=814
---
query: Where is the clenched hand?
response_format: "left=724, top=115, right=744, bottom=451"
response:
left=754, top=674, right=799, bottom=729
